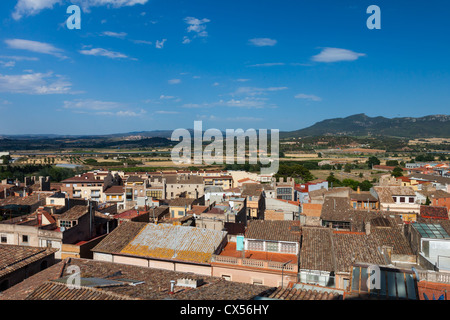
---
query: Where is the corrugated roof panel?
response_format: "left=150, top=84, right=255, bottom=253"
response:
left=120, top=224, right=227, bottom=263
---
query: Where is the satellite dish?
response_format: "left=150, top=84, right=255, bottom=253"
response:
left=60, top=227, right=66, bottom=232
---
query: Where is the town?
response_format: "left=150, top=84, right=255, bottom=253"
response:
left=0, top=154, right=449, bottom=301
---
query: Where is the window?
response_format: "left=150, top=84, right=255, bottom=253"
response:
left=1, top=235, right=7, bottom=243
left=222, top=275, right=231, bottom=281
left=247, top=240, right=264, bottom=251
left=409, top=197, right=414, bottom=203
left=60, top=220, right=72, bottom=228
left=400, top=197, right=405, bottom=203
left=22, top=235, right=29, bottom=243
left=266, top=241, right=279, bottom=252
left=50, top=200, right=55, bottom=204
left=280, top=242, right=297, bottom=254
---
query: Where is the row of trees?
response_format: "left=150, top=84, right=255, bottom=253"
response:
left=0, top=164, right=79, bottom=182
left=326, top=173, right=374, bottom=191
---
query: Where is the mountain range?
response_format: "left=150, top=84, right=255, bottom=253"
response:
left=280, top=114, right=450, bottom=139
left=1, top=114, right=450, bottom=141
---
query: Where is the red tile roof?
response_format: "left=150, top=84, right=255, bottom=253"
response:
left=420, top=205, right=449, bottom=220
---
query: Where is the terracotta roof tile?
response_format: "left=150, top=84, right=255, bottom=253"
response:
left=245, top=220, right=301, bottom=242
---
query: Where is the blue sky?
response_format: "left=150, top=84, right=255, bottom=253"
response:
left=0, top=0, right=449, bottom=135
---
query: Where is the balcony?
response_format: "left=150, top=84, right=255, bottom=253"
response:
left=211, top=254, right=298, bottom=273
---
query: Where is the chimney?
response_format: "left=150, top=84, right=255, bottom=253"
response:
left=169, top=280, right=176, bottom=294
left=357, top=186, right=361, bottom=194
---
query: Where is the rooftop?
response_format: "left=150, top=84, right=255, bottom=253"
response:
left=57, top=205, right=88, bottom=221
left=0, top=258, right=272, bottom=300
left=245, top=220, right=301, bottom=243
left=420, top=206, right=449, bottom=220
left=0, top=245, right=57, bottom=279
left=93, top=222, right=227, bottom=264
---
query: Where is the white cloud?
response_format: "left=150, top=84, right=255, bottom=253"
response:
left=0, top=61, right=16, bottom=68
left=183, top=17, right=210, bottom=42
left=5, top=39, right=66, bottom=59
left=115, top=109, right=146, bottom=117
left=295, top=93, right=322, bottom=101
left=12, top=0, right=148, bottom=19
left=312, top=47, right=366, bottom=63
left=168, top=79, right=181, bottom=85
left=234, top=86, right=288, bottom=96
left=102, top=31, right=127, bottom=39
left=236, top=78, right=250, bottom=82
left=223, top=97, right=269, bottom=109
left=75, top=0, right=148, bottom=10
left=0, top=71, right=72, bottom=94
left=182, top=103, right=202, bottom=108
left=248, top=62, right=285, bottom=67
left=155, top=110, right=179, bottom=114
left=182, top=36, right=191, bottom=44
left=63, top=99, right=122, bottom=111
left=63, top=99, right=145, bottom=116
left=159, top=95, right=175, bottom=100
left=79, top=47, right=130, bottom=59
left=12, top=0, right=62, bottom=20
left=132, top=39, right=152, bottom=45
left=248, top=38, right=277, bottom=47
left=0, top=55, right=39, bottom=61
left=155, top=39, right=167, bottom=49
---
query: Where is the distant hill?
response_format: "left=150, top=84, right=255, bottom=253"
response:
left=281, top=114, right=450, bottom=139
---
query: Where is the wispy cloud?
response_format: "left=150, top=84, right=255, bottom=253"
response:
left=312, top=47, right=366, bottom=63
left=132, top=39, right=152, bottom=45
left=155, top=39, right=167, bottom=49
left=5, top=39, right=66, bottom=59
left=223, top=97, right=269, bottom=109
left=0, top=71, right=72, bottom=94
left=102, top=31, right=127, bottom=39
left=248, top=38, right=277, bottom=47
left=182, top=36, right=191, bottom=44
left=12, top=0, right=61, bottom=20
left=159, top=95, right=176, bottom=100
left=247, top=62, right=285, bottom=67
left=63, top=99, right=123, bottom=111
left=12, top=0, right=148, bottom=19
left=295, top=93, right=322, bottom=101
left=234, top=86, right=288, bottom=96
left=155, top=110, right=180, bottom=114
left=184, top=97, right=275, bottom=109
left=79, top=47, right=131, bottom=59
left=63, top=99, right=145, bottom=117
left=0, top=61, right=16, bottom=68
left=168, top=78, right=181, bottom=85
left=0, top=55, right=39, bottom=62
left=183, top=17, right=210, bottom=43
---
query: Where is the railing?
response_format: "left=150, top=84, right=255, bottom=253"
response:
left=417, top=270, right=450, bottom=284
left=212, top=255, right=298, bottom=272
